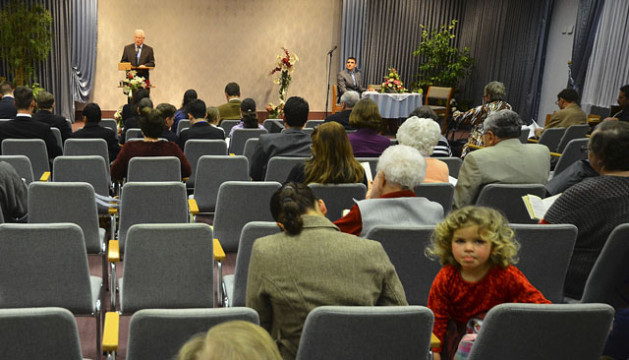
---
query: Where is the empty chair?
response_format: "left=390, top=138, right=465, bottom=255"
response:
left=264, top=156, right=309, bottom=182
left=219, top=119, right=240, bottom=137
left=467, top=303, right=614, bottom=360
left=263, top=118, right=285, bottom=133
left=229, top=128, right=267, bottom=155
left=475, top=184, right=546, bottom=224
left=1, top=138, right=50, bottom=180
left=183, top=139, right=228, bottom=189
left=308, top=183, right=367, bottom=220
left=176, top=119, right=191, bottom=135
left=510, top=224, right=578, bottom=303
left=305, top=119, right=324, bottom=128
left=243, top=137, right=259, bottom=164
left=63, top=138, right=110, bottom=163
left=125, top=128, right=142, bottom=142
left=434, top=157, right=463, bottom=178
left=0, top=155, right=34, bottom=184
left=101, top=118, right=119, bottom=139
left=552, top=138, right=589, bottom=177
left=414, top=183, right=455, bottom=213
left=213, top=181, right=281, bottom=251
left=365, top=225, right=441, bottom=305
left=425, top=86, right=453, bottom=121
left=556, top=124, right=590, bottom=153
left=532, top=127, right=565, bottom=153
left=52, top=156, right=112, bottom=215
left=193, top=155, right=250, bottom=213
left=296, top=306, right=434, bottom=360
left=127, top=156, right=182, bottom=182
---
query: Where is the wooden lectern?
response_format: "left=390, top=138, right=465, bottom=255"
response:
left=118, top=62, right=155, bottom=72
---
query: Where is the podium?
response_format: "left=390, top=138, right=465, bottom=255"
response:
left=118, top=62, right=155, bottom=97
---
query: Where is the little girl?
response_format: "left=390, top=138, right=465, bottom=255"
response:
left=426, top=206, right=550, bottom=360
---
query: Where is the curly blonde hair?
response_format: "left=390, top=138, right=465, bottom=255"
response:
left=425, top=206, right=519, bottom=268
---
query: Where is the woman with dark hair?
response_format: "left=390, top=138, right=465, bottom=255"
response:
left=246, top=182, right=407, bottom=359
left=111, top=108, right=191, bottom=181
left=347, top=98, right=390, bottom=157
left=228, top=98, right=264, bottom=138
left=172, top=89, right=198, bottom=131
left=285, top=121, right=365, bottom=185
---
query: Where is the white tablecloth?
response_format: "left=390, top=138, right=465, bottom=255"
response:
left=362, top=92, right=423, bottom=118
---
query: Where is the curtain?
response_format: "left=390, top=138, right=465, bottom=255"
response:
left=72, top=0, right=98, bottom=104
left=581, top=0, right=629, bottom=111
left=340, top=0, right=366, bottom=71
left=570, top=0, right=605, bottom=94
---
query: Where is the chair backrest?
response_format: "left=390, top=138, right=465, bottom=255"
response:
left=434, top=157, right=462, bottom=178
left=127, top=156, right=182, bottom=182
left=126, top=308, right=259, bottom=360
left=50, top=127, right=62, bottom=149
left=0, top=155, right=34, bottom=184
left=365, top=225, right=441, bottom=305
left=219, top=119, right=240, bottom=137
left=305, top=120, right=324, bottom=128
left=125, top=128, right=142, bottom=142
left=519, top=128, right=530, bottom=143
left=0, top=307, right=83, bottom=360
left=467, top=303, right=614, bottom=360
left=176, top=119, right=191, bottom=135
left=213, top=181, right=281, bottom=251
left=510, top=224, right=578, bottom=303
left=1, top=138, right=50, bottom=178
left=121, top=223, right=215, bottom=313
left=580, top=223, right=629, bottom=309
left=425, top=86, right=453, bottom=102
left=264, top=156, right=309, bottom=182
left=308, top=183, right=367, bottom=220
left=28, top=182, right=103, bottom=254
left=475, top=184, right=546, bottom=224
left=263, top=118, right=285, bottom=133
left=183, top=139, right=228, bottom=188
left=100, top=118, right=119, bottom=139
left=193, top=155, right=250, bottom=212
left=229, top=128, right=267, bottom=155
left=414, top=183, right=454, bottom=213
left=63, top=138, right=110, bottom=164
left=556, top=124, right=590, bottom=153
left=243, top=137, right=259, bottom=164
left=332, top=85, right=342, bottom=114
left=52, top=155, right=111, bottom=197
left=0, top=223, right=95, bottom=314
left=296, top=306, right=434, bottom=360
left=231, top=221, right=281, bottom=307
left=537, top=127, right=566, bottom=153
left=553, top=138, right=589, bottom=176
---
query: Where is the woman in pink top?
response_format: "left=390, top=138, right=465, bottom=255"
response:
left=397, top=116, right=449, bottom=183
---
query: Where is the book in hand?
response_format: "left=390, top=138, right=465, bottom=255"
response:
left=521, top=193, right=561, bottom=220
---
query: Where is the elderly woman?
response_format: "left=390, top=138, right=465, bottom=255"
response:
left=452, top=81, right=512, bottom=157
left=334, top=145, right=444, bottom=236
left=409, top=106, right=452, bottom=157
left=397, top=116, right=449, bottom=183
left=347, top=98, right=390, bottom=157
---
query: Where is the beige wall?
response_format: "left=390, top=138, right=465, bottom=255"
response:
left=93, top=0, right=342, bottom=113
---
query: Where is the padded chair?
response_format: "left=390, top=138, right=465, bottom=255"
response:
left=125, top=128, right=142, bottom=142
left=0, top=155, right=34, bottom=184
left=176, top=119, right=191, bottom=135
left=556, top=124, right=590, bottom=153
left=264, top=156, right=309, bottom=182
left=434, top=156, right=463, bottom=178
left=365, top=225, right=441, bottom=305
left=510, top=224, right=578, bottom=303
left=475, top=184, right=546, bottom=224
left=192, top=155, right=250, bottom=213
left=296, top=306, right=434, bottom=360
left=52, top=155, right=112, bottom=215
left=552, top=138, right=589, bottom=177
left=308, top=183, right=367, bottom=220
left=263, top=118, right=285, bottom=133
left=127, top=156, right=182, bottom=182
left=63, top=138, right=110, bottom=164
left=0, top=307, right=84, bottom=360
left=183, top=139, right=228, bottom=189
left=530, top=127, right=565, bottom=153
left=305, top=119, right=324, bottom=128
left=219, top=119, right=240, bottom=137
left=243, top=137, right=259, bottom=164
left=355, top=157, right=379, bottom=179
left=414, top=183, right=455, bottom=214
left=101, top=118, right=119, bottom=139
left=213, top=181, right=281, bottom=251
left=467, top=303, right=614, bottom=360
left=1, top=138, right=50, bottom=180
left=425, top=86, right=453, bottom=122
left=229, top=128, right=267, bottom=155
left=331, top=85, right=343, bottom=114
left=224, top=221, right=280, bottom=307
left=50, top=127, right=63, bottom=149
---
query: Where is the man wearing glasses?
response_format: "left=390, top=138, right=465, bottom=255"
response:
left=534, top=88, right=586, bottom=138
left=337, top=57, right=365, bottom=96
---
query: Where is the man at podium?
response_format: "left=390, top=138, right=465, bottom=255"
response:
left=120, top=29, right=155, bottom=80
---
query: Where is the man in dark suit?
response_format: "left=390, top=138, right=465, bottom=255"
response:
left=337, top=57, right=365, bottom=96
left=0, top=86, right=62, bottom=159
left=32, top=91, right=72, bottom=143
left=70, top=103, right=121, bottom=162
left=324, top=90, right=358, bottom=130
left=120, top=29, right=155, bottom=80
left=249, top=96, right=312, bottom=181
left=179, top=99, right=225, bottom=150
left=0, top=82, right=17, bottom=119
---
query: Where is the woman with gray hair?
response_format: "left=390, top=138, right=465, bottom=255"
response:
left=397, top=116, right=449, bottom=183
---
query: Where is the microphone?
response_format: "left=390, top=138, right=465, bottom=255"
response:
left=327, top=46, right=338, bottom=55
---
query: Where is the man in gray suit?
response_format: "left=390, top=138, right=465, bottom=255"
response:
left=454, top=110, right=550, bottom=208
left=337, top=57, right=365, bottom=96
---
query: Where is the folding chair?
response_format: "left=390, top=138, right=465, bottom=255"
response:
left=264, top=156, right=309, bottom=182
left=308, top=183, right=367, bottom=220
left=475, top=184, right=546, bottom=224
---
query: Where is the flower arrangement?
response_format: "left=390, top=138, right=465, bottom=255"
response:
left=120, top=70, right=148, bottom=97
left=381, top=67, right=407, bottom=93
left=266, top=47, right=299, bottom=118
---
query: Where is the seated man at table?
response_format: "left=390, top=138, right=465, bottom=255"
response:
left=324, top=90, right=358, bottom=130
left=337, top=57, right=365, bottom=96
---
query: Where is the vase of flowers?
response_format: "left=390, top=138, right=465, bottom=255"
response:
left=120, top=70, right=148, bottom=97
left=381, top=67, right=407, bottom=93
left=266, top=47, right=298, bottom=118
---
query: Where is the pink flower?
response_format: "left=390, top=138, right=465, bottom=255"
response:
left=394, top=80, right=400, bottom=85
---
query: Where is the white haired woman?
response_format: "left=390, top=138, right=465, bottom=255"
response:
left=397, top=116, right=450, bottom=183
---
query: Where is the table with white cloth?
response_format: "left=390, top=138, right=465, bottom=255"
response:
left=362, top=92, right=423, bottom=118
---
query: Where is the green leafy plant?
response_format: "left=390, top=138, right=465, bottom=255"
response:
left=0, top=0, right=52, bottom=86
left=413, top=20, right=474, bottom=90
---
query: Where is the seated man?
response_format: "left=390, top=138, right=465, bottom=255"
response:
left=454, top=109, right=550, bottom=208
left=0, top=81, right=17, bottom=119
left=535, top=88, right=586, bottom=137
left=178, top=99, right=225, bottom=150
left=605, top=84, right=629, bottom=122
left=249, top=96, right=312, bottom=181
left=217, top=82, right=242, bottom=121
left=154, top=103, right=178, bottom=143
left=32, top=91, right=73, bottom=143
left=337, top=57, right=365, bottom=96
left=70, top=103, right=121, bottom=162
left=324, top=90, right=358, bottom=130
left=0, top=161, right=27, bottom=222
left=334, top=145, right=444, bottom=237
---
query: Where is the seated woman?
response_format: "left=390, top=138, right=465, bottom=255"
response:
left=111, top=108, right=191, bottom=181
left=397, top=116, right=449, bottom=183
left=246, top=182, right=407, bottom=359
left=285, top=121, right=366, bottom=185
left=228, top=98, right=264, bottom=139
left=409, top=105, right=452, bottom=157
left=347, top=98, right=390, bottom=157
left=541, top=120, right=629, bottom=300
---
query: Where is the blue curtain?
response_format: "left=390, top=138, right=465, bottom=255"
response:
left=72, top=0, right=98, bottom=103
left=570, top=0, right=605, bottom=94
left=340, top=0, right=366, bottom=71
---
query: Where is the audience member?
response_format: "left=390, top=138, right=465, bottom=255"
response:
left=121, top=87, right=150, bottom=143
left=544, top=159, right=598, bottom=196
left=337, top=57, right=365, bottom=96
left=347, top=98, right=389, bottom=157
left=453, top=81, right=512, bottom=157
left=206, top=106, right=220, bottom=127
left=534, top=88, right=586, bottom=137
left=0, top=161, right=27, bottom=222
left=324, top=90, right=358, bottom=130
left=110, top=108, right=191, bottom=180
left=0, top=86, right=62, bottom=159
left=604, top=84, right=629, bottom=122
left=454, top=110, right=549, bottom=208
left=397, top=116, right=449, bottom=183
left=32, top=91, right=72, bottom=143
left=541, top=120, right=629, bottom=299
left=178, top=99, right=225, bottom=150
left=334, top=145, right=443, bottom=236
left=228, top=98, right=264, bottom=138
left=217, top=82, right=242, bottom=120
left=426, top=206, right=550, bottom=360
left=249, top=96, right=312, bottom=181
left=247, top=182, right=408, bottom=359
left=409, top=105, right=452, bottom=157
left=285, top=121, right=365, bottom=185
left=0, top=81, right=17, bottom=119
left=70, top=103, right=121, bottom=161
left=173, top=89, right=197, bottom=131
left=155, top=102, right=178, bottom=142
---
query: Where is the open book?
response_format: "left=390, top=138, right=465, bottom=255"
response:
left=521, top=193, right=561, bottom=220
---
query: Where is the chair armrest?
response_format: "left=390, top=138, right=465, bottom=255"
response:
left=109, top=207, right=118, bottom=216
left=188, top=198, right=199, bottom=216
left=108, top=240, right=120, bottom=263
left=527, top=138, right=539, bottom=143
left=431, top=333, right=441, bottom=349
left=102, top=311, right=119, bottom=353
left=214, top=238, right=225, bottom=261
left=182, top=177, right=190, bottom=182
left=39, top=171, right=51, bottom=181
left=466, top=143, right=483, bottom=150
left=550, top=151, right=562, bottom=158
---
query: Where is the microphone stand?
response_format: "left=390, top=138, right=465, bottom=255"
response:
left=325, top=45, right=338, bottom=118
